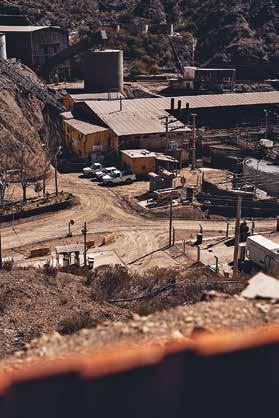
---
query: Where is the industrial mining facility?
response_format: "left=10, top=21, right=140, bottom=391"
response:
left=0, top=5, right=279, bottom=415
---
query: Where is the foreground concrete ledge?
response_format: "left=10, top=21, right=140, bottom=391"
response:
left=1, top=324, right=279, bottom=395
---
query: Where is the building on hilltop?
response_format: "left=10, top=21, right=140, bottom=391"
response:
left=0, top=25, right=69, bottom=79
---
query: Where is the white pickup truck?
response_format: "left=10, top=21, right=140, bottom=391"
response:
left=102, top=170, right=136, bottom=186
left=82, top=162, right=103, bottom=178
left=95, top=166, right=118, bottom=181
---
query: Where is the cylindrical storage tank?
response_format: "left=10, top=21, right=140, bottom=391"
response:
left=0, top=33, right=7, bottom=60
left=83, top=49, right=123, bottom=93
left=243, top=158, right=279, bottom=197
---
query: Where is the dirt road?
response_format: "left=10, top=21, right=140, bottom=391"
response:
left=1, top=173, right=277, bottom=265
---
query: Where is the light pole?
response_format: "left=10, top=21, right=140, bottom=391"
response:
left=54, top=146, right=62, bottom=197
left=67, top=219, right=74, bottom=237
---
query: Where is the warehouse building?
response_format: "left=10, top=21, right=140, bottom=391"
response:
left=0, top=25, right=69, bottom=76
left=63, top=91, right=279, bottom=161
left=73, top=100, right=190, bottom=153
left=63, top=92, right=125, bottom=111
left=64, top=119, right=111, bottom=159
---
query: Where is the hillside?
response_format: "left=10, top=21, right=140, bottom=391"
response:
left=3, top=0, right=279, bottom=69
left=0, top=58, right=64, bottom=156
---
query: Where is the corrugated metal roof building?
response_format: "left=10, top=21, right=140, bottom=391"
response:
left=0, top=25, right=69, bottom=75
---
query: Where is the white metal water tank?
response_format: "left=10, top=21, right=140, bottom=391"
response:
left=259, top=138, right=274, bottom=148
left=183, top=66, right=196, bottom=81
left=0, top=33, right=7, bottom=60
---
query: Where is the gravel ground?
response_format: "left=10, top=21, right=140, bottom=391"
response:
left=3, top=294, right=279, bottom=371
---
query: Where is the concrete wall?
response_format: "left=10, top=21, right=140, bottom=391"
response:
left=1, top=327, right=279, bottom=418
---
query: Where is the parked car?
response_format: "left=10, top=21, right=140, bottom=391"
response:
left=95, top=167, right=118, bottom=181
left=82, top=163, right=103, bottom=178
left=102, top=171, right=136, bottom=186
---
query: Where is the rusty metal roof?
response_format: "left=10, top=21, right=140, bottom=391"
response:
left=84, top=91, right=279, bottom=116
left=95, top=109, right=188, bottom=136
left=0, top=25, right=62, bottom=32
left=65, top=119, right=109, bottom=135
left=55, top=244, right=85, bottom=254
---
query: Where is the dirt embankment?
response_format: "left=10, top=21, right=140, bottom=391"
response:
left=0, top=59, right=64, bottom=155
left=0, top=267, right=132, bottom=359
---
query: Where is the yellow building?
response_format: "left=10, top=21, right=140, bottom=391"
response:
left=64, top=118, right=112, bottom=158
left=121, top=149, right=178, bottom=176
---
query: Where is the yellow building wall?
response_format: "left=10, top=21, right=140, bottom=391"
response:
left=64, top=122, right=112, bottom=158
left=63, top=94, right=74, bottom=110
left=122, top=154, right=156, bottom=176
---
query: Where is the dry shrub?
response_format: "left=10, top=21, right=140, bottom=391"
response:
left=91, top=264, right=132, bottom=301
left=58, top=310, right=97, bottom=335
left=41, top=261, right=57, bottom=277
left=59, top=264, right=89, bottom=277
left=2, top=259, right=14, bottom=271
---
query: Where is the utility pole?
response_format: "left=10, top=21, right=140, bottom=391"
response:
left=191, top=113, right=197, bottom=170
left=82, top=222, right=88, bottom=267
left=254, top=159, right=261, bottom=198
left=169, top=192, right=173, bottom=247
left=233, top=194, right=242, bottom=279
left=165, top=116, right=169, bottom=152
left=264, top=109, right=268, bottom=139
left=54, top=146, right=62, bottom=197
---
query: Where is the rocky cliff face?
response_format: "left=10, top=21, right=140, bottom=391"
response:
left=0, top=59, right=64, bottom=154
left=6, top=0, right=279, bottom=68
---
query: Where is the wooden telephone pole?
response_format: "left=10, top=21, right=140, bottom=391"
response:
left=233, top=194, right=242, bottom=279
left=82, top=222, right=88, bottom=267
left=169, top=193, right=173, bottom=247
left=191, top=113, right=197, bottom=170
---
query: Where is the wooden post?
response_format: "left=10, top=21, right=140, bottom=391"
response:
left=277, top=217, right=279, bottom=232
left=172, top=227, right=175, bottom=245
left=252, top=219, right=255, bottom=235
left=197, top=245, right=201, bottom=263
left=226, top=222, right=230, bottom=238
left=233, top=195, right=242, bottom=279
left=215, top=256, right=219, bottom=274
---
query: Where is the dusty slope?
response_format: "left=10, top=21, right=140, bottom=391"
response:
left=4, top=294, right=279, bottom=368
left=0, top=268, right=131, bottom=359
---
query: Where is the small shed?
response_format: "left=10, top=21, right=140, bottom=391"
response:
left=55, top=244, right=85, bottom=267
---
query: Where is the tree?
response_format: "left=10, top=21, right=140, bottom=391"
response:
left=14, top=147, right=42, bottom=203
left=41, top=143, right=52, bottom=197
